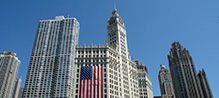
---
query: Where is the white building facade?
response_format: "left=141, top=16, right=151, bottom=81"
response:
left=135, top=60, right=153, bottom=98
left=23, top=16, right=79, bottom=98
left=13, top=78, right=22, bottom=98
left=73, top=9, right=139, bottom=98
left=0, top=52, right=21, bottom=98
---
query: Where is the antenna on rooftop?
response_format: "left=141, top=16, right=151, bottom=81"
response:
left=114, top=3, right=116, bottom=9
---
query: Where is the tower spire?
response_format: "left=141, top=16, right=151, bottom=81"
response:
left=112, top=5, right=119, bottom=17
left=114, top=3, right=116, bottom=9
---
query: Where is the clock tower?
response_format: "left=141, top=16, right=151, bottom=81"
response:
left=73, top=8, right=140, bottom=98
left=106, top=8, right=139, bottom=98
left=107, top=8, right=129, bottom=59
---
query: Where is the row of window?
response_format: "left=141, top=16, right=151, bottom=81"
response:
left=78, top=50, right=106, bottom=54
left=77, top=54, right=106, bottom=58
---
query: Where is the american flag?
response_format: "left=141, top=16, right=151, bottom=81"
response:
left=79, top=66, right=103, bottom=98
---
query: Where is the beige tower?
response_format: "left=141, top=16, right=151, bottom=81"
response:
left=158, top=65, right=175, bottom=98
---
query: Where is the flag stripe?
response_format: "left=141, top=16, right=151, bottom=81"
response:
left=84, top=80, right=87, bottom=98
left=83, top=80, right=85, bottom=98
left=93, top=66, right=96, bottom=98
left=92, top=67, right=94, bottom=98
left=81, top=80, right=83, bottom=98
left=86, top=80, right=89, bottom=98
left=95, top=66, right=97, bottom=98
left=88, top=80, right=90, bottom=98
left=99, top=66, right=101, bottom=98
left=101, top=66, right=103, bottom=98
left=97, top=66, right=99, bottom=98
left=90, top=79, right=92, bottom=98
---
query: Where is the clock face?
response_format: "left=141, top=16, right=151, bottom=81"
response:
left=109, top=28, right=114, bottom=32
left=120, top=28, right=124, bottom=32
left=109, top=26, right=116, bottom=32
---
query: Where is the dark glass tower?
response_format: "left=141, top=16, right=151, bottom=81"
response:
left=168, top=42, right=204, bottom=98
left=197, top=69, right=213, bottom=98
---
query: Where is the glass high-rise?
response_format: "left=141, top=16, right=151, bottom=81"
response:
left=23, top=16, right=79, bottom=98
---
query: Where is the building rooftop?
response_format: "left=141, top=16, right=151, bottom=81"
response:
left=0, top=52, right=17, bottom=57
left=160, top=65, right=166, bottom=69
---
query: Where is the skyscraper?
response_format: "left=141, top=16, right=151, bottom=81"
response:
left=135, top=60, right=153, bottom=98
left=168, top=42, right=204, bottom=98
left=107, top=8, right=139, bottom=98
left=23, top=16, right=79, bottom=98
left=197, top=69, right=213, bottom=98
left=0, top=52, right=21, bottom=98
left=73, top=8, right=139, bottom=98
left=18, top=87, right=24, bottom=98
left=13, top=78, right=22, bottom=98
left=158, top=65, right=175, bottom=98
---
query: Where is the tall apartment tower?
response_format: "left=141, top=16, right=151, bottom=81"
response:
left=168, top=42, right=204, bottom=98
left=18, top=87, right=24, bottom=98
left=23, top=16, right=80, bottom=98
left=158, top=65, right=175, bottom=98
left=135, top=60, right=153, bottom=98
left=13, top=78, right=22, bottom=98
left=197, top=69, right=213, bottom=98
left=73, top=8, right=139, bottom=98
left=0, top=52, right=21, bottom=98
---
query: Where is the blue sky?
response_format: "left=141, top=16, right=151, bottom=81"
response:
left=1, top=0, right=218, bottom=97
